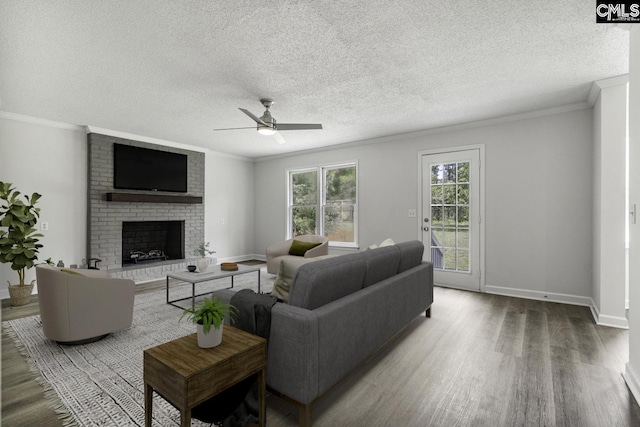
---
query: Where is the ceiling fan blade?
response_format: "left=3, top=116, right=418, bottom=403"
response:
left=213, top=126, right=257, bottom=131
left=239, top=108, right=268, bottom=126
left=276, top=123, right=323, bottom=130
left=273, top=132, right=287, bottom=144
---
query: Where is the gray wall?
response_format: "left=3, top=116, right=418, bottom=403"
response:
left=0, top=115, right=256, bottom=297
left=0, top=116, right=87, bottom=295
left=591, top=80, right=628, bottom=328
left=204, top=152, right=256, bottom=261
left=0, top=105, right=595, bottom=302
left=254, top=107, right=593, bottom=299
left=625, top=25, right=640, bottom=404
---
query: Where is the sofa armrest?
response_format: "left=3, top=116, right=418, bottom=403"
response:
left=304, top=240, right=328, bottom=258
left=266, top=239, right=293, bottom=258
left=266, top=304, right=320, bottom=405
left=212, top=288, right=320, bottom=405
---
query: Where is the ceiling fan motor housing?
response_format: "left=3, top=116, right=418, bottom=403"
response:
left=259, top=99, right=276, bottom=128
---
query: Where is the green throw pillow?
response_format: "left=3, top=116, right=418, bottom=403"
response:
left=288, top=239, right=322, bottom=256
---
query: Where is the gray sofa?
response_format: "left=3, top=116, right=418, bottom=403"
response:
left=213, top=240, right=433, bottom=426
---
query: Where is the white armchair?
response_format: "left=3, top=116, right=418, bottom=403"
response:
left=266, top=235, right=329, bottom=274
left=36, top=265, right=135, bottom=344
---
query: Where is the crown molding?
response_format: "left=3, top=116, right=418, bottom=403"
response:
left=85, top=126, right=209, bottom=153
left=255, top=101, right=592, bottom=162
left=84, top=126, right=251, bottom=161
left=0, top=111, right=85, bottom=131
left=588, top=74, right=629, bottom=106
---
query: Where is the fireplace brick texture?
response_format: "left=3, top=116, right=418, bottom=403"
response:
left=88, top=133, right=205, bottom=270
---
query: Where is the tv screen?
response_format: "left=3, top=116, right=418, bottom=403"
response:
left=113, top=144, right=188, bottom=193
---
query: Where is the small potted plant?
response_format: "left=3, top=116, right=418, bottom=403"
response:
left=0, top=182, right=44, bottom=306
left=180, top=297, right=238, bottom=348
left=193, top=242, right=215, bottom=273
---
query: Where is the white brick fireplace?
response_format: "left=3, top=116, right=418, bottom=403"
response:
left=87, top=133, right=206, bottom=281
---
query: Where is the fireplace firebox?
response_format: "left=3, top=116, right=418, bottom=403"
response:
left=122, top=221, right=184, bottom=265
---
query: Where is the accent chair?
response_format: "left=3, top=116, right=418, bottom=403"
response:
left=266, top=235, right=329, bottom=274
left=35, top=265, right=135, bottom=344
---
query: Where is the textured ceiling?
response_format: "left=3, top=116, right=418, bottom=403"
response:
left=0, top=1, right=629, bottom=158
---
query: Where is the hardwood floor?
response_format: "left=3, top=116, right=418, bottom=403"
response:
left=3, top=283, right=639, bottom=426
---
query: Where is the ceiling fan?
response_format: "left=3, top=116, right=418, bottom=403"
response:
left=214, top=98, right=322, bottom=144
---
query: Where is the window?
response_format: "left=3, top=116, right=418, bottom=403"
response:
left=430, top=161, right=470, bottom=272
left=288, top=163, right=357, bottom=247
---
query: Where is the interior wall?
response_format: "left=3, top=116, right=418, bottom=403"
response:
left=593, top=92, right=603, bottom=313
left=0, top=114, right=258, bottom=298
left=0, top=115, right=87, bottom=299
left=591, top=79, right=628, bottom=328
left=254, top=107, right=594, bottom=301
left=204, top=152, right=255, bottom=261
left=625, top=26, right=640, bottom=406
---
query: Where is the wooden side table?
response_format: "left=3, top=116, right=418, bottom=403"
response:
left=144, top=326, right=267, bottom=427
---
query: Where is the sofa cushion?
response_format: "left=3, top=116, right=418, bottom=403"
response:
left=289, top=239, right=322, bottom=256
left=396, top=240, right=425, bottom=272
left=288, top=253, right=366, bottom=310
left=272, top=257, right=312, bottom=302
left=362, top=245, right=401, bottom=287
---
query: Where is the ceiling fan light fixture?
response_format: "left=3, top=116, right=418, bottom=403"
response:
left=257, top=126, right=276, bottom=136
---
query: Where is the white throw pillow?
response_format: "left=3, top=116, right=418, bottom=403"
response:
left=379, top=238, right=395, bottom=247
left=272, top=257, right=312, bottom=303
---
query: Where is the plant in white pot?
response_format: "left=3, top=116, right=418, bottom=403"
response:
left=0, top=182, right=44, bottom=306
left=193, top=242, right=215, bottom=273
left=181, top=297, right=238, bottom=348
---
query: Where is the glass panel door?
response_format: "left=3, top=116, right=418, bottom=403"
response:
left=422, top=149, right=481, bottom=291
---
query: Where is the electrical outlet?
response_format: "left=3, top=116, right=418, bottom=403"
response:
left=408, top=209, right=417, bottom=218
left=41, top=222, right=49, bottom=231
left=220, top=218, right=225, bottom=225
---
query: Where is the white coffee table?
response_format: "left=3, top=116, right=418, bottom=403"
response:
left=166, top=264, right=261, bottom=309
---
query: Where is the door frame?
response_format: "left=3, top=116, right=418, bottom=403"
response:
left=417, top=144, right=486, bottom=292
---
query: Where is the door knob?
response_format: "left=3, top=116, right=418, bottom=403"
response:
left=423, top=226, right=429, bottom=232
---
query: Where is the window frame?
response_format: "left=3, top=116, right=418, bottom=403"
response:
left=287, top=161, right=358, bottom=248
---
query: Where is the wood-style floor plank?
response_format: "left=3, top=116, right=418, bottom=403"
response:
left=2, top=283, right=639, bottom=426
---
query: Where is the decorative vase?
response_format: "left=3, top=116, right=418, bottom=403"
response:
left=196, top=323, right=223, bottom=348
left=8, top=283, right=35, bottom=306
left=197, top=257, right=208, bottom=273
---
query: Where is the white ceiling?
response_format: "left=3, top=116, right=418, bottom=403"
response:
left=0, top=1, right=629, bottom=159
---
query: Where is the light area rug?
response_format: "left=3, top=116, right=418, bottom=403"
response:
left=4, top=269, right=274, bottom=427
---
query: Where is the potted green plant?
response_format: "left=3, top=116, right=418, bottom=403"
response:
left=180, top=297, right=238, bottom=348
left=0, top=181, right=43, bottom=306
left=193, top=242, right=215, bottom=273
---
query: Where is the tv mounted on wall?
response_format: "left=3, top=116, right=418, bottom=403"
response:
left=113, top=143, right=188, bottom=193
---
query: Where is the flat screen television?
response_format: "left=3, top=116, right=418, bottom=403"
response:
left=113, top=143, right=188, bottom=193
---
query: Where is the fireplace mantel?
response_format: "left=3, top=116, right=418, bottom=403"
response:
left=105, top=192, right=203, bottom=204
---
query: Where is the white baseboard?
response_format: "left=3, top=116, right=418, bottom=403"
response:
left=589, top=300, right=629, bottom=329
left=623, top=363, right=640, bottom=406
left=484, top=285, right=628, bottom=329
left=485, top=285, right=593, bottom=306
